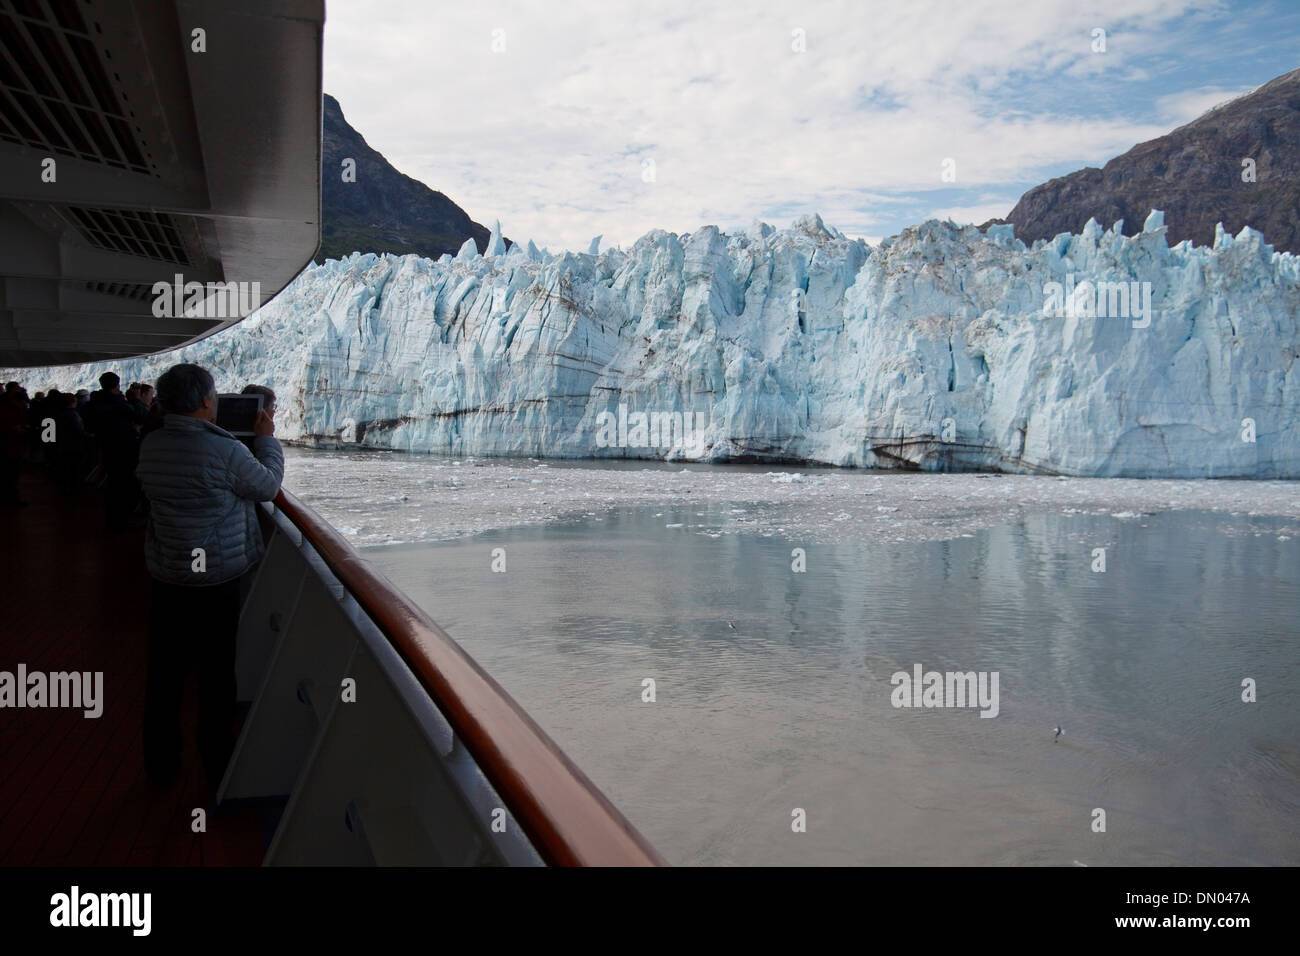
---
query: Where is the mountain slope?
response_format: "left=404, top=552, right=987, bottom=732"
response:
left=999, top=68, right=1300, bottom=254
left=319, top=93, right=492, bottom=262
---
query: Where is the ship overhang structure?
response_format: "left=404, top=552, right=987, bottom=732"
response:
left=0, top=0, right=324, bottom=366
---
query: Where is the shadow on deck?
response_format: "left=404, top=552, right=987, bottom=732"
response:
left=0, top=463, right=264, bottom=866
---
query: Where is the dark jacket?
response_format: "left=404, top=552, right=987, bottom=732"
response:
left=51, top=405, right=85, bottom=461
left=86, top=390, right=144, bottom=451
left=0, top=395, right=25, bottom=461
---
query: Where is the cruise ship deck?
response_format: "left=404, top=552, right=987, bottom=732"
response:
left=0, top=463, right=265, bottom=865
left=0, top=0, right=660, bottom=868
left=0, top=454, right=662, bottom=867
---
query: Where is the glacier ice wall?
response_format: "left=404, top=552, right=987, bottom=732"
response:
left=16, top=213, right=1300, bottom=477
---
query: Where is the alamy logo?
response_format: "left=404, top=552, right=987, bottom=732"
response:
left=594, top=403, right=708, bottom=454
left=151, top=273, right=261, bottom=318
left=50, top=886, right=150, bottom=936
left=1042, top=273, right=1153, bottom=328
left=0, top=665, right=102, bottom=718
left=890, top=664, right=1000, bottom=718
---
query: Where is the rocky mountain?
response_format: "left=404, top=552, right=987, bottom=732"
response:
left=319, top=93, right=493, bottom=262
left=995, top=68, right=1300, bottom=254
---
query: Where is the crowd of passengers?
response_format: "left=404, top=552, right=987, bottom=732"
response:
left=1, top=364, right=284, bottom=796
left=1, top=371, right=276, bottom=530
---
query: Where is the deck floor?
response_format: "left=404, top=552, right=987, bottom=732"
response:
left=0, top=462, right=264, bottom=866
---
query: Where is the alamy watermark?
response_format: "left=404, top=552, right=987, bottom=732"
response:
left=50, top=886, right=150, bottom=935
left=1042, top=274, right=1153, bottom=328
left=151, top=273, right=261, bottom=319
left=891, top=664, right=999, bottom=718
left=0, top=665, right=103, bottom=718
left=594, top=403, right=709, bottom=454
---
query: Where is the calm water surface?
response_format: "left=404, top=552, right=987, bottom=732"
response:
left=364, top=504, right=1299, bottom=866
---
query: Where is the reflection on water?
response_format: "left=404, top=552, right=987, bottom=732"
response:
left=365, top=506, right=1300, bottom=866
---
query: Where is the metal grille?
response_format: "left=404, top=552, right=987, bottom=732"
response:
left=0, top=0, right=154, bottom=173
left=58, top=205, right=192, bottom=264
left=82, top=279, right=154, bottom=301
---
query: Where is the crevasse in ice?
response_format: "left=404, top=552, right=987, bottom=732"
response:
left=21, top=212, right=1300, bottom=477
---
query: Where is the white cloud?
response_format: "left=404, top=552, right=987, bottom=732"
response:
left=1156, top=85, right=1257, bottom=126
left=926, top=202, right=1022, bottom=226
left=323, top=0, right=1231, bottom=251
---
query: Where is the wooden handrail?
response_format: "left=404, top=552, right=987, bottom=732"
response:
left=272, top=488, right=666, bottom=867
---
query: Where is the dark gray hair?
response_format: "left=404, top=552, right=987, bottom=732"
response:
left=241, top=383, right=276, bottom=407
left=156, top=363, right=215, bottom=414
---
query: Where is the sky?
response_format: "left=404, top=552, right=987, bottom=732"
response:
left=322, top=0, right=1300, bottom=251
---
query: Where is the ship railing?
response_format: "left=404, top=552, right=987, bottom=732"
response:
left=219, top=487, right=664, bottom=866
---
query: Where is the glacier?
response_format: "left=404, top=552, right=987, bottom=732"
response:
left=13, top=212, right=1300, bottom=478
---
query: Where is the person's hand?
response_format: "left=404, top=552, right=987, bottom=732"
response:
left=254, top=408, right=275, bottom=437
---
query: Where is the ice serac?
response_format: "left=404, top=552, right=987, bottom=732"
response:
left=485, top=220, right=507, bottom=257
left=20, top=214, right=1300, bottom=478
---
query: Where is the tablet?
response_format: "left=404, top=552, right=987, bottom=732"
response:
left=215, top=393, right=263, bottom=436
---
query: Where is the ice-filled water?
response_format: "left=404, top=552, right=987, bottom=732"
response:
left=274, top=448, right=1300, bottom=865
left=279, top=447, right=1300, bottom=548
